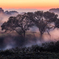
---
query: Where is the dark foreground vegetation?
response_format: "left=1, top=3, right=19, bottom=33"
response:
left=0, top=41, right=59, bottom=59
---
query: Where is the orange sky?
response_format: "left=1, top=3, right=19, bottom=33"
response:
left=0, top=0, right=59, bottom=9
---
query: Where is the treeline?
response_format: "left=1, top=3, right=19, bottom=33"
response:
left=0, top=41, right=59, bottom=53
left=14, top=41, right=59, bottom=52
left=0, top=41, right=59, bottom=59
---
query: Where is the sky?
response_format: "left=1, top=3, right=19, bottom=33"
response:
left=0, top=0, right=59, bottom=10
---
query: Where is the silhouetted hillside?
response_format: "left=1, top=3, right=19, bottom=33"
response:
left=0, top=8, right=4, bottom=14
left=0, top=8, right=19, bottom=31
left=0, top=8, right=18, bottom=15
left=5, top=11, right=18, bottom=15
left=49, top=8, right=59, bottom=13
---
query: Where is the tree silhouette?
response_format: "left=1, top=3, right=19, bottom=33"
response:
left=1, top=16, right=18, bottom=32
left=55, top=19, right=59, bottom=28
left=27, top=11, right=58, bottom=39
left=1, top=11, right=59, bottom=40
left=1, top=14, right=34, bottom=38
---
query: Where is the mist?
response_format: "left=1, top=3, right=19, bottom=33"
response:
left=0, top=8, right=59, bottom=50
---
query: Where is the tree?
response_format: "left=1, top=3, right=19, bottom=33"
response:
left=1, top=11, right=59, bottom=40
left=27, top=11, right=58, bottom=39
left=1, top=16, right=18, bottom=32
left=1, top=14, right=34, bottom=38
left=55, top=19, right=59, bottom=28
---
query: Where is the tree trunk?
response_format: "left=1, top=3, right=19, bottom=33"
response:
left=23, top=30, right=25, bottom=38
left=15, top=30, right=23, bottom=36
left=40, top=31, right=43, bottom=41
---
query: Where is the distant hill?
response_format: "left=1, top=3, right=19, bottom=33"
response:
left=49, top=8, right=59, bottom=13
left=5, top=11, right=18, bottom=15
left=0, top=8, right=19, bottom=31
left=0, top=8, right=19, bottom=22
left=0, top=8, right=18, bottom=15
